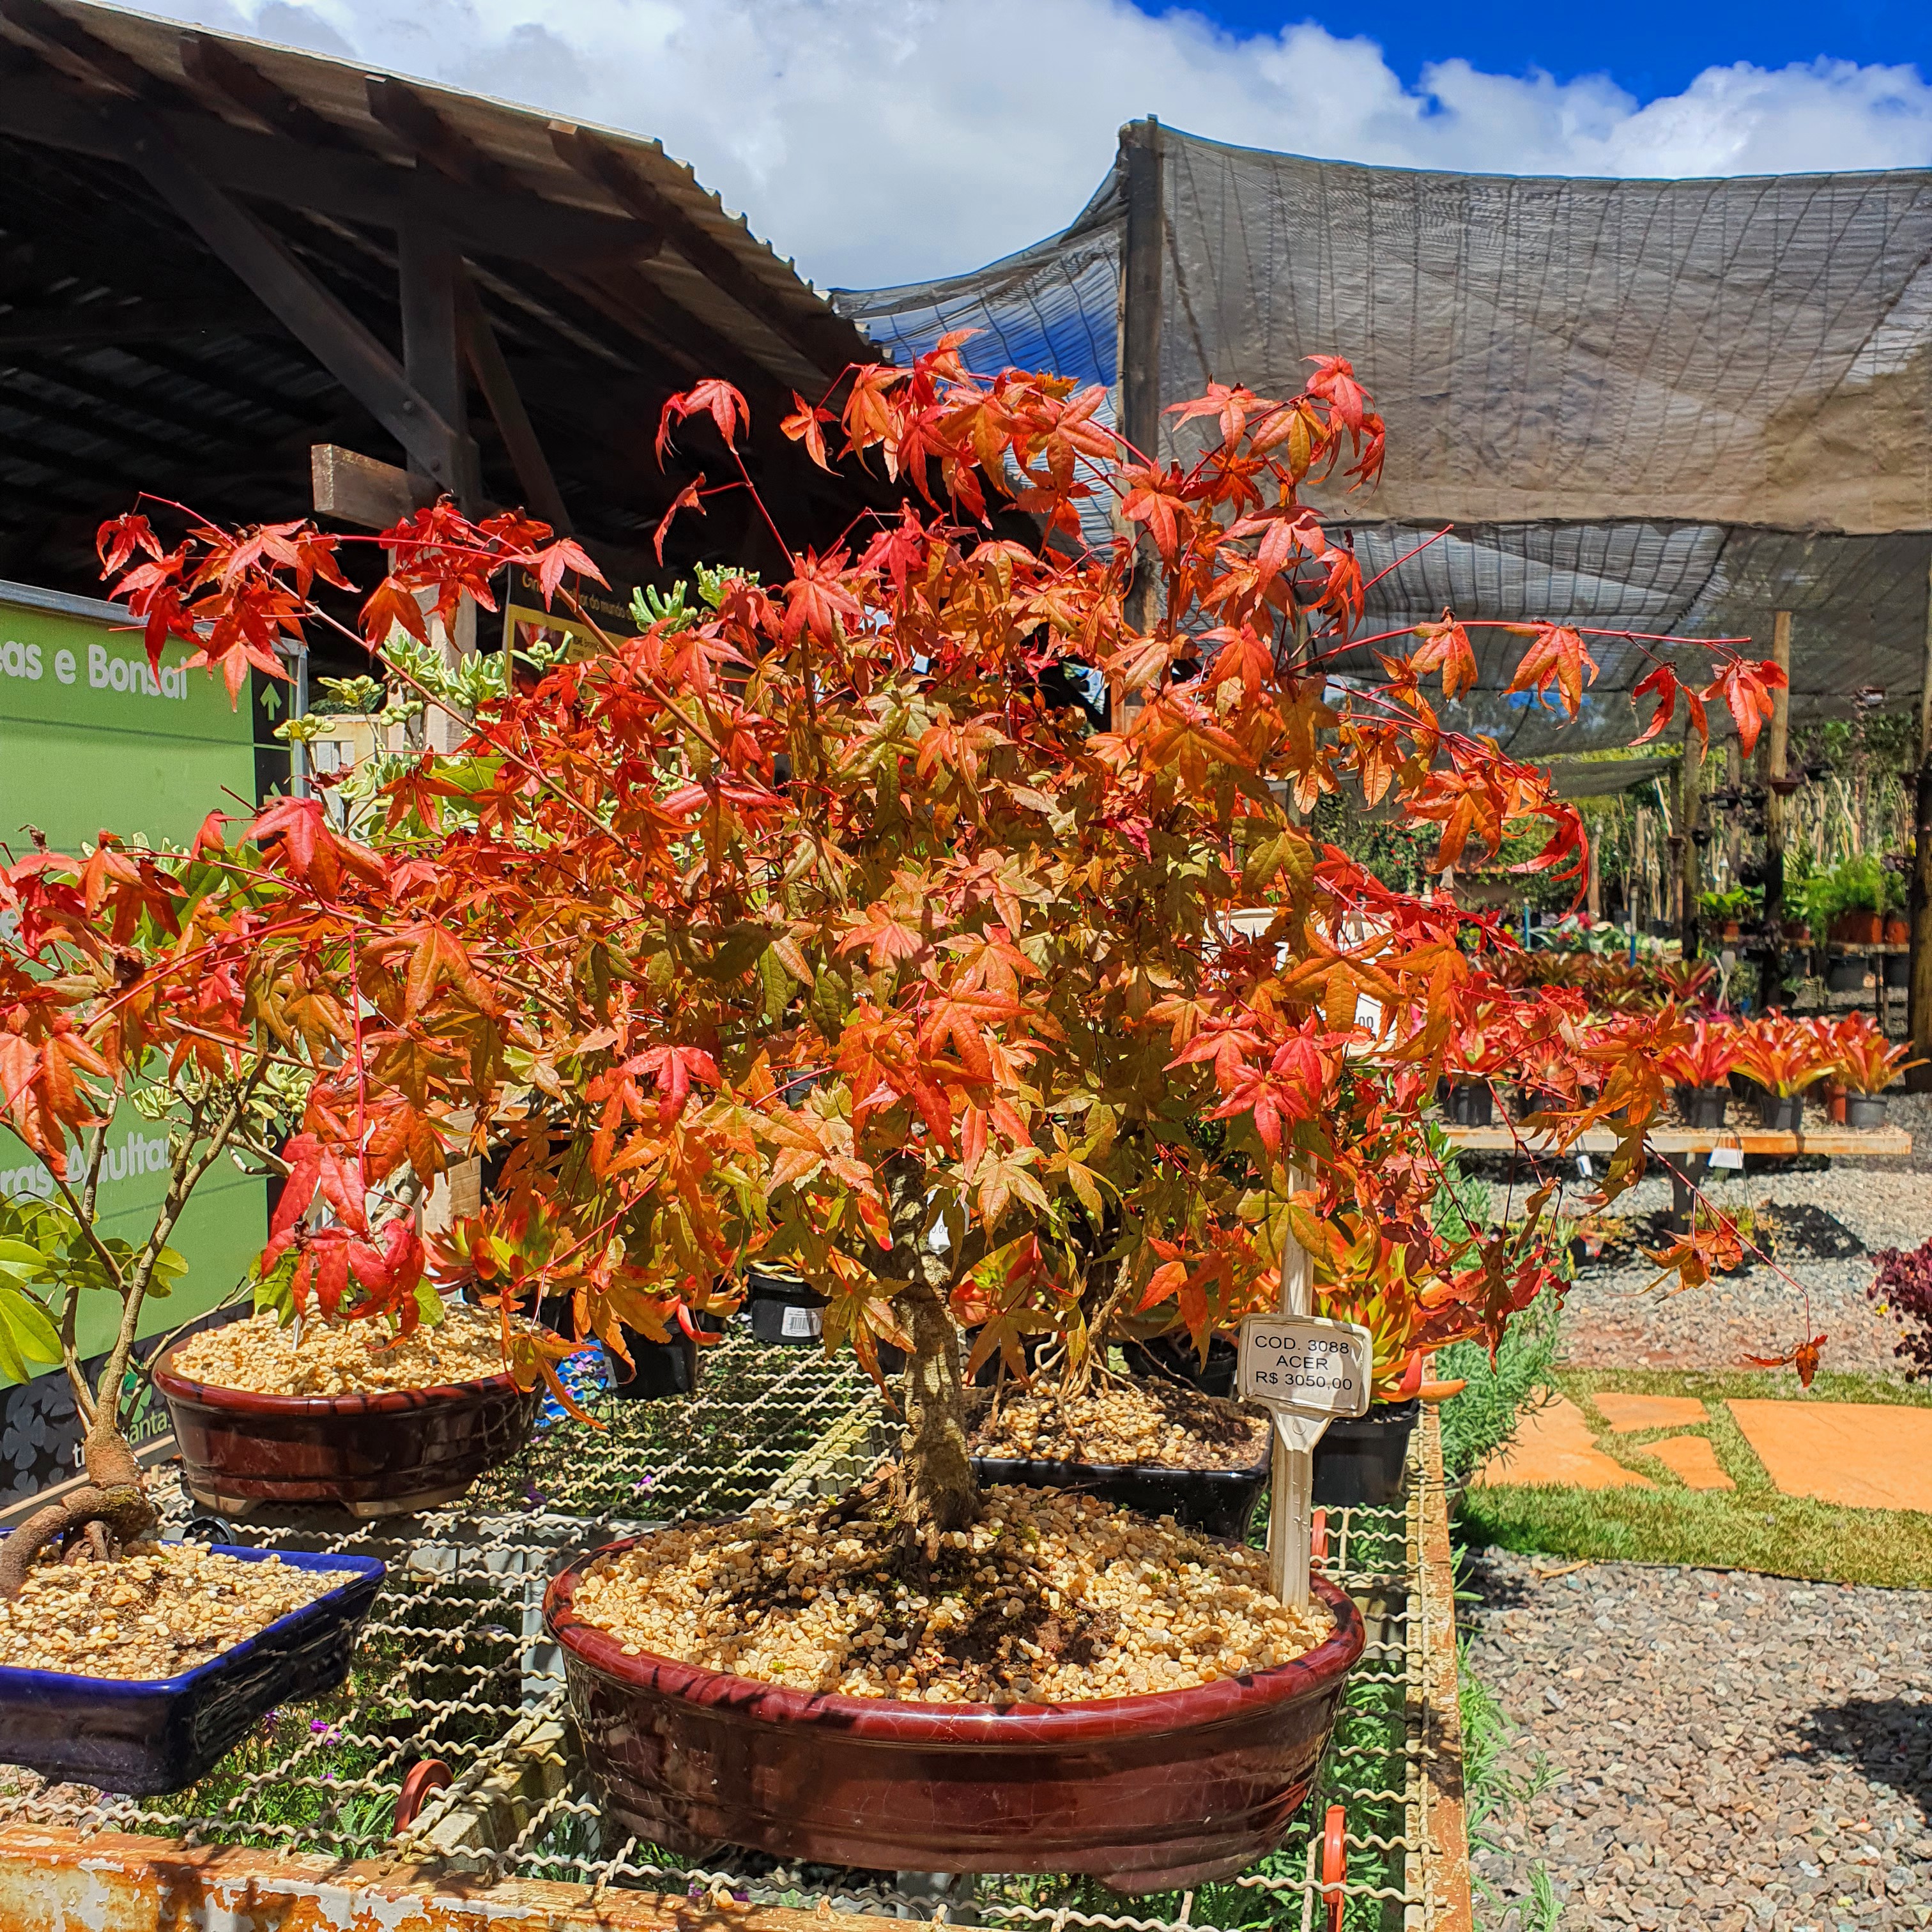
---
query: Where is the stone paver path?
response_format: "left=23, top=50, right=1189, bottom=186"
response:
left=1642, top=1432, right=1735, bottom=1489
left=1729, top=1402, right=1932, bottom=1513
left=1467, top=1551, right=1932, bottom=1930
left=1475, top=1395, right=1653, bottom=1490
left=1595, top=1393, right=1707, bottom=1432
left=1476, top=1390, right=1932, bottom=1503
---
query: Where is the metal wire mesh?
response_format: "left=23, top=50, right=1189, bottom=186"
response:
left=0, top=1335, right=1445, bottom=1929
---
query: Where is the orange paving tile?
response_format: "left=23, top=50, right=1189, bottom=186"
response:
left=1474, top=1395, right=1655, bottom=1491
left=1727, top=1401, right=1932, bottom=1512
left=1591, top=1392, right=1708, bottom=1433
left=1641, top=1433, right=1735, bottom=1491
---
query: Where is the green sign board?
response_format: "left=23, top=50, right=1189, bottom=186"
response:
left=0, top=579, right=266, bottom=1356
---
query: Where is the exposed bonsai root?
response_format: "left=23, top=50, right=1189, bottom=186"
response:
left=0, top=1429, right=158, bottom=1600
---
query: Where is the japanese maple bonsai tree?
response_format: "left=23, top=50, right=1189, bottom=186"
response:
left=69, top=344, right=1788, bottom=1545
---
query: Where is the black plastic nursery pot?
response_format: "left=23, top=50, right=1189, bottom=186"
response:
left=1676, top=1085, right=1729, bottom=1129
left=1846, top=1092, right=1890, bottom=1130
left=0, top=1543, right=384, bottom=1795
left=1440, top=1079, right=1493, bottom=1128
left=536, top=1296, right=702, bottom=1402
left=606, top=1334, right=700, bottom=1399
left=746, top=1268, right=828, bottom=1347
left=1312, top=1400, right=1420, bottom=1508
left=1756, top=1089, right=1809, bottom=1131
left=1123, top=1331, right=1239, bottom=1401
left=969, top=1444, right=1271, bottom=1540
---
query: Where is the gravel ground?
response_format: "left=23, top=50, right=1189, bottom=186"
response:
left=1522, top=1100, right=1932, bottom=1372
left=1465, top=1549, right=1932, bottom=1929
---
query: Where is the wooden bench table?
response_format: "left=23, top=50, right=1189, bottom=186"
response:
left=1439, top=1122, right=1912, bottom=1232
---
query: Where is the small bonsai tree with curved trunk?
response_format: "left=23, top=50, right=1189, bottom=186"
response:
left=0, top=824, right=360, bottom=1594
left=77, top=348, right=1786, bottom=1544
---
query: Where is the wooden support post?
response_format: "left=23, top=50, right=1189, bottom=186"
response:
left=455, top=268, right=572, bottom=534
left=398, top=218, right=481, bottom=513
left=1116, top=116, right=1163, bottom=716
left=1668, top=756, right=1683, bottom=930
left=1911, top=553, right=1932, bottom=1085
left=1761, top=610, right=1791, bottom=1008
left=1680, top=723, right=1703, bottom=959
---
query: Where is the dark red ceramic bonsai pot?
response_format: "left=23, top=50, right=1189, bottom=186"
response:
left=152, top=1342, right=539, bottom=1518
left=546, top=1533, right=1365, bottom=1892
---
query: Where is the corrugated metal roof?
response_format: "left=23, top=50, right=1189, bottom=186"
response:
left=0, top=0, right=887, bottom=594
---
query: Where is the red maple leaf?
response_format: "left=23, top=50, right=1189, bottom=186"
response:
left=657, top=379, right=749, bottom=463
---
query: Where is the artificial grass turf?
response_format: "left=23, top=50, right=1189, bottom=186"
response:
left=1453, top=1367, right=1932, bottom=1590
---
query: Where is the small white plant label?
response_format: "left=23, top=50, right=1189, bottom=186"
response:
left=1351, top=993, right=1385, bottom=1036
left=781, top=1305, right=824, bottom=1339
left=1236, top=1315, right=1374, bottom=1416
left=1707, top=1144, right=1744, bottom=1170
left=1575, top=1153, right=1593, bottom=1179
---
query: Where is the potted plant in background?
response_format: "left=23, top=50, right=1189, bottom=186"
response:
left=1730, top=1016, right=1833, bottom=1130
left=125, top=343, right=1784, bottom=1887
left=1827, top=1015, right=1917, bottom=1129
left=1660, top=1019, right=1738, bottom=1128
left=1809, top=855, right=1889, bottom=951
left=0, top=818, right=385, bottom=1793
left=69, top=524, right=562, bottom=1521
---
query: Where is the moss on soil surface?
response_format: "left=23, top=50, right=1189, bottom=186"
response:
left=1456, top=1367, right=1932, bottom=1588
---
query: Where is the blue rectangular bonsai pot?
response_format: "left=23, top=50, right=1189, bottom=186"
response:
left=0, top=1542, right=385, bottom=1795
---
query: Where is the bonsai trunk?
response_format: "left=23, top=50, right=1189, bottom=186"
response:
left=0, top=1071, right=264, bottom=1598
left=0, top=1367, right=158, bottom=1598
left=898, top=1279, right=976, bottom=1536
left=879, top=1154, right=980, bottom=1538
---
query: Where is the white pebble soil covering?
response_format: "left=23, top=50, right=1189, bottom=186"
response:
left=0, top=1543, right=356, bottom=1680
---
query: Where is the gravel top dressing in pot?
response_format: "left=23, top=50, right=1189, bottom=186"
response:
left=169, top=1307, right=510, bottom=1397
left=968, top=1378, right=1268, bottom=1472
left=569, top=1482, right=1330, bottom=1706
left=0, top=1541, right=362, bottom=1679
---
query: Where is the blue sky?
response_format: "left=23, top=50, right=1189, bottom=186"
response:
left=148, top=1, right=1932, bottom=286
left=1153, top=0, right=1930, bottom=102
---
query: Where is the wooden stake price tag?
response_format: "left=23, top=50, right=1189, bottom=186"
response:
left=1239, top=1302, right=1373, bottom=1610
left=1236, top=1316, right=1374, bottom=1417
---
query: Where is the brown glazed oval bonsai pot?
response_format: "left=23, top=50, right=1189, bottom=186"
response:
left=546, top=1533, right=1365, bottom=1892
left=153, top=1340, right=539, bottom=1519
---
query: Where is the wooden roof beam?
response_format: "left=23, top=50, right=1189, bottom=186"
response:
left=365, top=75, right=526, bottom=203
left=116, top=112, right=473, bottom=494
left=0, top=79, right=645, bottom=269
left=549, top=122, right=874, bottom=380
left=0, top=0, right=188, bottom=107
left=0, top=296, right=278, bottom=350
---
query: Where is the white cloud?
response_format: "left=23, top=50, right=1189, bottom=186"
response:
left=142, top=0, right=1932, bottom=288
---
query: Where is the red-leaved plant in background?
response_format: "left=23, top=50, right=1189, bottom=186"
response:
left=1658, top=1018, right=1738, bottom=1093
left=1871, top=1237, right=1932, bottom=1379
left=13, top=341, right=1790, bottom=1544
left=1826, top=1013, right=1919, bottom=1094
left=1729, top=1015, right=1834, bottom=1098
